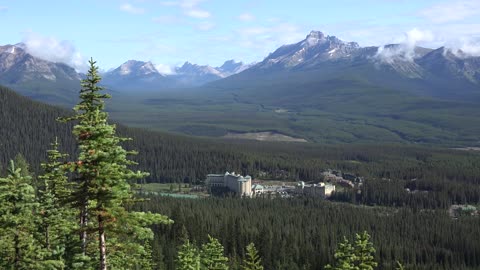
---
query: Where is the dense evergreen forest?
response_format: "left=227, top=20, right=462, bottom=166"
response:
left=142, top=196, right=480, bottom=270
left=1, top=83, right=480, bottom=209
left=1, top=72, right=480, bottom=270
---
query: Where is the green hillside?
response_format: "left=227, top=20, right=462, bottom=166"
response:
left=106, top=66, right=480, bottom=146
left=2, top=83, right=480, bottom=185
left=0, top=66, right=81, bottom=107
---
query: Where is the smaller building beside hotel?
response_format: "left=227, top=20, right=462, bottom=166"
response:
left=295, top=181, right=335, bottom=198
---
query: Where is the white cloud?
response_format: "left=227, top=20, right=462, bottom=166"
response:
left=185, top=9, right=210, bottom=19
left=22, top=32, right=88, bottom=72
left=196, top=22, right=215, bottom=31
left=238, top=13, right=255, bottom=22
left=404, top=28, right=434, bottom=48
left=160, top=0, right=211, bottom=19
left=458, top=42, right=480, bottom=56
left=375, top=28, right=434, bottom=63
left=420, top=0, right=480, bottom=23
left=155, top=63, right=176, bottom=75
left=179, top=0, right=204, bottom=9
left=445, top=37, right=480, bottom=57
left=120, top=3, right=145, bottom=15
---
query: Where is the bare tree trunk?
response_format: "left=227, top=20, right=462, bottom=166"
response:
left=98, top=213, right=107, bottom=270
left=14, top=229, right=20, bottom=270
left=80, top=183, right=89, bottom=256
left=80, top=205, right=88, bottom=255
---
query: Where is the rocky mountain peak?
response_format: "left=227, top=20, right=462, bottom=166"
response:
left=256, top=30, right=362, bottom=69
left=177, top=62, right=198, bottom=72
left=116, top=60, right=159, bottom=76
left=176, top=61, right=222, bottom=76
left=0, top=43, right=80, bottom=82
left=0, top=43, right=25, bottom=55
left=306, top=30, right=325, bottom=40
left=216, top=59, right=248, bottom=75
left=140, top=61, right=157, bottom=74
left=218, top=60, right=243, bottom=72
left=303, top=31, right=326, bottom=47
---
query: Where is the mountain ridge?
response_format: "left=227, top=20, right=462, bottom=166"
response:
left=100, top=59, right=252, bottom=90
left=0, top=43, right=81, bottom=105
left=1, top=30, right=479, bottom=96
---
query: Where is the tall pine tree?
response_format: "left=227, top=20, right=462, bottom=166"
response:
left=60, top=59, right=171, bottom=270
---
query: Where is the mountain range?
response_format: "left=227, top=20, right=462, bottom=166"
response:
left=231, top=31, right=480, bottom=101
left=2, top=31, right=479, bottom=99
left=1, top=31, right=479, bottom=145
left=0, top=42, right=251, bottom=98
left=101, top=59, right=252, bottom=90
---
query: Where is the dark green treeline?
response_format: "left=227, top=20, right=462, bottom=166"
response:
left=142, top=196, right=480, bottom=270
left=1, top=84, right=480, bottom=210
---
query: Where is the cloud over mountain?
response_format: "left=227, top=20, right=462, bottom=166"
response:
left=22, top=32, right=88, bottom=72
left=376, top=28, right=434, bottom=63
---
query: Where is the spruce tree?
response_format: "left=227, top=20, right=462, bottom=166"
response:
left=200, top=235, right=229, bottom=270
left=354, top=231, right=377, bottom=270
left=325, top=232, right=377, bottom=270
left=242, top=243, right=264, bottom=270
left=177, top=239, right=201, bottom=270
left=13, top=153, right=32, bottom=178
left=37, top=138, right=76, bottom=268
left=60, top=59, right=171, bottom=270
left=0, top=161, right=43, bottom=269
left=325, top=237, right=356, bottom=270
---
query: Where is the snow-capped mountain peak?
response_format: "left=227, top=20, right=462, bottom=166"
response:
left=0, top=44, right=23, bottom=55
left=117, top=60, right=159, bottom=76
left=256, top=30, right=361, bottom=69
left=0, top=43, right=80, bottom=82
left=302, top=31, right=326, bottom=47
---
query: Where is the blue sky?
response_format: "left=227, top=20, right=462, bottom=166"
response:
left=1, top=0, right=479, bottom=73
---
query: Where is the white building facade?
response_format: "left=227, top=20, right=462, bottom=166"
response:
left=295, top=181, right=335, bottom=198
left=206, top=172, right=252, bottom=197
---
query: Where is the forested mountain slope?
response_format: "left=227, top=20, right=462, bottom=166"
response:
left=2, top=32, right=480, bottom=146
left=2, top=84, right=480, bottom=188
left=3, top=83, right=480, bottom=269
